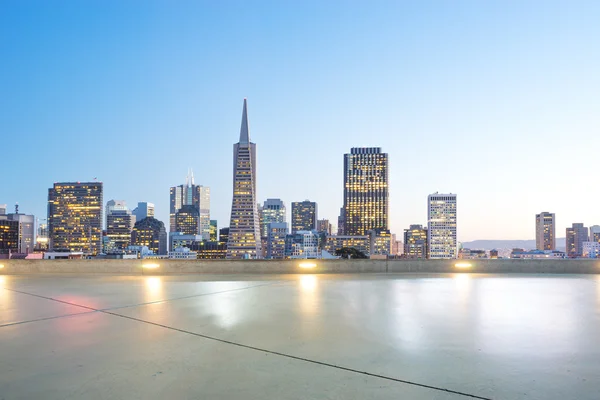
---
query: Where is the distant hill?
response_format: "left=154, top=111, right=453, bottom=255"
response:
left=462, top=238, right=566, bottom=251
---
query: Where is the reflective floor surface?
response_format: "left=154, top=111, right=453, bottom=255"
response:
left=1, top=273, right=599, bottom=399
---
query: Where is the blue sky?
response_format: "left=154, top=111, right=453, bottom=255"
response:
left=1, top=1, right=599, bottom=241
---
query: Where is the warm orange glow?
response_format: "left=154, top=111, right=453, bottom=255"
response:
left=0, top=264, right=4, bottom=269
left=300, top=275, right=317, bottom=291
left=299, top=262, right=317, bottom=269
left=142, top=263, right=160, bottom=269
left=455, top=262, right=472, bottom=269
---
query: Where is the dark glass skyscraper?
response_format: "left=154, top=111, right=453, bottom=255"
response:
left=343, top=147, right=388, bottom=236
left=48, top=182, right=103, bottom=255
left=226, top=99, right=262, bottom=259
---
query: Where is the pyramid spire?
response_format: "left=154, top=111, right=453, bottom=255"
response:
left=239, top=98, right=250, bottom=144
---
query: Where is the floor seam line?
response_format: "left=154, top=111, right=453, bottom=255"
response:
left=0, top=310, right=98, bottom=328
left=99, top=309, right=492, bottom=400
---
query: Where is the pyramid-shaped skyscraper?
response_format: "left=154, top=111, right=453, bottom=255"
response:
left=226, top=99, right=262, bottom=259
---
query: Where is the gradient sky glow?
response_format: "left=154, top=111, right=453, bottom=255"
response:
left=1, top=1, right=599, bottom=241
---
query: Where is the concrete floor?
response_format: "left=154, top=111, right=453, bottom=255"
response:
left=1, top=273, right=599, bottom=400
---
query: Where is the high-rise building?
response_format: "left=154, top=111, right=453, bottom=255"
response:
left=132, top=202, right=155, bottom=222
left=209, top=220, right=218, bottom=241
left=427, top=193, right=457, bottom=259
left=404, top=224, right=428, bottom=258
left=226, top=99, right=262, bottom=259
left=169, top=170, right=210, bottom=240
left=259, top=199, right=286, bottom=239
left=566, top=223, right=589, bottom=257
left=131, top=217, right=167, bottom=255
left=317, top=219, right=332, bottom=235
left=291, top=200, right=317, bottom=234
left=589, top=225, right=600, bottom=242
left=175, top=205, right=200, bottom=235
left=266, top=222, right=288, bottom=259
left=535, top=212, right=555, bottom=251
left=0, top=204, right=6, bottom=215
left=48, top=182, right=103, bottom=255
left=105, top=200, right=134, bottom=252
left=343, top=147, right=388, bottom=235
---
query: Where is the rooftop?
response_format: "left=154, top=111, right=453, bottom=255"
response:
left=1, top=273, right=599, bottom=399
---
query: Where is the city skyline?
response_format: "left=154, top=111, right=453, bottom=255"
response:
left=2, top=2, right=600, bottom=241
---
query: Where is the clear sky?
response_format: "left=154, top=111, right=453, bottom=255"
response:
left=1, top=1, right=599, bottom=241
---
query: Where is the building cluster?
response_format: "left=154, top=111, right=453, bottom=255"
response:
left=1, top=99, right=462, bottom=260
left=6, top=100, right=599, bottom=261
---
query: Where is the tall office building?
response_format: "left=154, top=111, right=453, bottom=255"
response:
left=535, top=212, right=555, bottom=251
left=226, top=99, right=262, bottom=259
left=105, top=200, right=135, bottom=252
left=132, top=202, right=155, bottom=222
left=404, top=224, right=428, bottom=258
left=170, top=170, right=210, bottom=240
left=343, top=147, right=388, bottom=235
left=259, top=199, right=286, bottom=239
left=317, top=219, right=332, bottom=235
left=427, top=193, right=457, bottom=259
left=0, top=204, right=6, bottom=215
left=291, top=200, right=318, bottom=233
left=131, top=217, right=167, bottom=255
left=175, top=205, right=200, bottom=235
left=219, top=227, right=229, bottom=244
left=48, top=182, right=103, bottom=255
left=566, top=223, right=589, bottom=257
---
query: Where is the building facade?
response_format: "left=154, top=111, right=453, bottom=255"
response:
left=175, top=205, right=200, bottom=236
left=285, top=230, right=320, bottom=259
left=291, top=200, right=317, bottom=234
left=266, top=222, right=288, bottom=259
left=588, top=225, right=600, bottom=243
left=131, top=217, right=167, bottom=255
left=105, top=200, right=134, bottom=252
left=403, top=224, right=428, bottom=258
left=324, top=235, right=370, bottom=256
left=565, top=223, right=589, bottom=257
left=368, top=229, right=392, bottom=256
left=535, top=212, right=555, bottom=251
left=132, top=202, right=154, bottom=222
left=169, top=170, right=210, bottom=240
left=343, top=147, right=388, bottom=235
left=48, top=182, right=103, bottom=255
left=427, top=193, right=457, bottom=259
left=226, top=99, right=262, bottom=259
left=317, top=219, right=332, bottom=235
left=583, top=241, right=600, bottom=258
left=259, top=199, right=286, bottom=239
left=209, top=220, right=218, bottom=241
left=0, top=218, right=19, bottom=254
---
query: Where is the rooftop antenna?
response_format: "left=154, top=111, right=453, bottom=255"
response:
left=15, top=202, right=19, bottom=214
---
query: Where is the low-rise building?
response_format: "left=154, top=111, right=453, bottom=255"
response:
left=510, top=249, right=566, bottom=259
left=168, top=247, right=198, bottom=259
left=324, top=235, right=370, bottom=256
left=583, top=241, right=600, bottom=258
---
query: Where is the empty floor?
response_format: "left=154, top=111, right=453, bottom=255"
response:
left=1, top=273, right=599, bottom=399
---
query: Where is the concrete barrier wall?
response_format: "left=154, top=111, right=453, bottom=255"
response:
left=1, top=258, right=600, bottom=275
